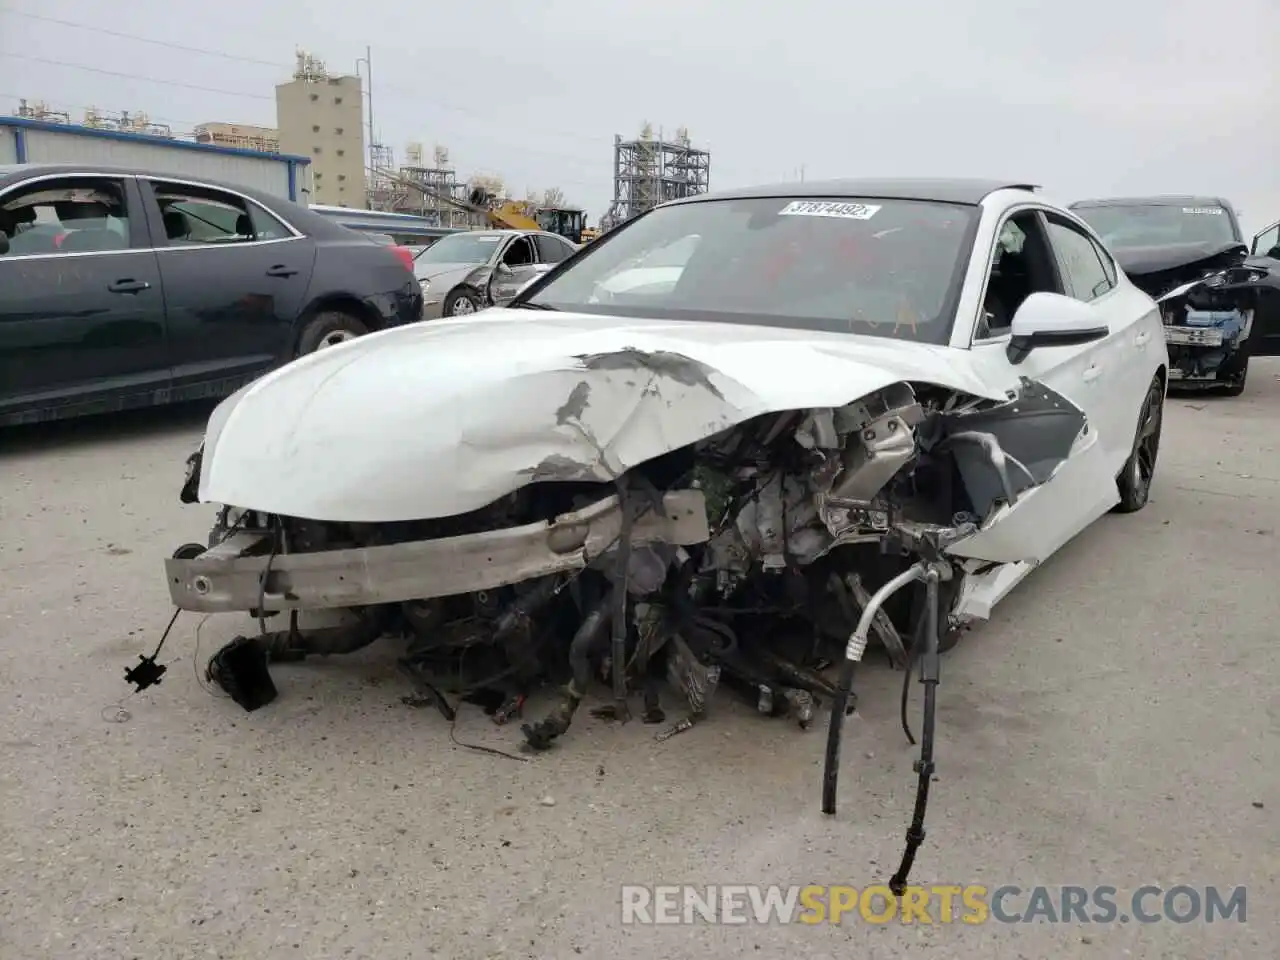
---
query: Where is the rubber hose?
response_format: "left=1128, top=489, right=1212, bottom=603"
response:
left=821, top=656, right=857, bottom=815
left=570, top=591, right=612, bottom=690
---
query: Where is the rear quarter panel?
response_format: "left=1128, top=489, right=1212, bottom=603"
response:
left=305, top=239, right=423, bottom=332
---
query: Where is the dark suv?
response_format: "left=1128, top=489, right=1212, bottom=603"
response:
left=1070, top=195, right=1280, bottom=394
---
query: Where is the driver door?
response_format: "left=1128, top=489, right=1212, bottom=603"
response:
left=489, top=234, right=543, bottom=305
left=1253, top=219, right=1279, bottom=259
left=1249, top=218, right=1280, bottom=356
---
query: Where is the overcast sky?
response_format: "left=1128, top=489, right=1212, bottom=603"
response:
left=3, top=0, right=1278, bottom=230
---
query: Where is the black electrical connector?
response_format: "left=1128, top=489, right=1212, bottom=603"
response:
left=124, top=608, right=180, bottom=693
left=124, top=654, right=167, bottom=692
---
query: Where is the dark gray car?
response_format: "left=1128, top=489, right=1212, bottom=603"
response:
left=414, top=229, right=578, bottom=319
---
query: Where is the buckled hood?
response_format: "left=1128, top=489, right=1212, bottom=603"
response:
left=197, top=309, right=1008, bottom=523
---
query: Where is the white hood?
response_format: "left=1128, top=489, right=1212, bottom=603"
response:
left=198, top=309, right=1006, bottom=523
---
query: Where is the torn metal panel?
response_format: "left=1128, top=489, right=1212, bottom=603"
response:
left=934, top=379, right=1117, bottom=565
left=937, top=378, right=1085, bottom=516
left=166, top=490, right=709, bottom=613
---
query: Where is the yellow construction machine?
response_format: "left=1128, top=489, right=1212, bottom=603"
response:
left=369, top=169, right=594, bottom=245
left=475, top=191, right=591, bottom=245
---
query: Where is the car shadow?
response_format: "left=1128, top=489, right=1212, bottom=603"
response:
left=0, top=401, right=217, bottom=459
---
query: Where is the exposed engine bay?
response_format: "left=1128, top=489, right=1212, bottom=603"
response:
left=1120, top=241, right=1272, bottom=391
left=158, top=375, right=1087, bottom=893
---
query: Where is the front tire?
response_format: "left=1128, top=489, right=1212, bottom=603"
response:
left=1221, top=356, right=1249, bottom=397
left=443, top=287, right=482, bottom=317
left=1113, top=374, right=1165, bottom=514
left=295, top=310, right=369, bottom=357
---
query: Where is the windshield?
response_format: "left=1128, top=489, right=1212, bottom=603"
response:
left=517, top=196, right=978, bottom=344
left=415, top=232, right=503, bottom=264
left=1073, top=203, right=1240, bottom=249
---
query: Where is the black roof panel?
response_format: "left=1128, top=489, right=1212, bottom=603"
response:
left=1070, top=195, right=1235, bottom=211
left=669, top=178, right=1039, bottom=208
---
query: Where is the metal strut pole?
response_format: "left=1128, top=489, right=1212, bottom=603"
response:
left=889, top=564, right=942, bottom=896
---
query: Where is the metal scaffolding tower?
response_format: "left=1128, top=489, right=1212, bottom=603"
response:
left=393, top=144, right=475, bottom=228
left=366, top=142, right=404, bottom=210
left=604, top=123, right=710, bottom=229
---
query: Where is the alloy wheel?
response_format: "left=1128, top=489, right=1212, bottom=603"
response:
left=1131, top=381, right=1164, bottom=501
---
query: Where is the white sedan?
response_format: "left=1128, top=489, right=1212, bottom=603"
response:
left=166, top=178, right=1167, bottom=741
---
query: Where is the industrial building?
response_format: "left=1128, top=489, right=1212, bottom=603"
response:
left=194, top=122, right=280, bottom=154
left=7, top=59, right=714, bottom=231
left=275, top=51, right=367, bottom=208
left=604, top=124, right=711, bottom=229
left=0, top=116, right=310, bottom=202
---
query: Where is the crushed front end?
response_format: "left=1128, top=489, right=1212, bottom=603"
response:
left=1123, top=243, right=1265, bottom=393
left=166, top=373, right=1086, bottom=743
left=1161, top=300, right=1252, bottom=387
left=162, top=366, right=1093, bottom=893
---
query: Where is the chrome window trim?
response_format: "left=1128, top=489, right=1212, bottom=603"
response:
left=139, top=173, right=306, bottom=245
left=0, top=169, right=308, bottom=262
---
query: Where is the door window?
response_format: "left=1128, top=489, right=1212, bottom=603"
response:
left=503, top=236, right=536, bottom=267
left=1045, top=215, right=1115, bottom=302
left=1253, top=222, right=1280, bottom=258
left=535, top=234, right=572, bottom=264
left=150, top=181, right=260, bottom=247
left=977, top=211, right=1061, bottom=339
left=0, top=176, right=132, bottom=257
left=248, top=202, right=294, bottom=241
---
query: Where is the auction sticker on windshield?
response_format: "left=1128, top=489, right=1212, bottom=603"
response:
left=779, top=201, right=882, bottom=220
left=1182, top=207, right=1224, bottom=215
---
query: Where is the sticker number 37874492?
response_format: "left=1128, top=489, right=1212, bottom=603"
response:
left=778, top=200, right=882, bottom=220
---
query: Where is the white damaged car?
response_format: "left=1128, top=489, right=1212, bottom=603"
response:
left=168, top=179, right=1168, bottom=756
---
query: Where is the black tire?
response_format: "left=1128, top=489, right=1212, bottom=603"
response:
left=295, top=310, right=368, bottom=357
left=443, top=287, right=482, bottom=317
left=1114, top=374, right=1165, bottom=514
left=1221, top=356, right=1248, bottom=397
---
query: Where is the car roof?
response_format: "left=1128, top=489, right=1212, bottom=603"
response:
left=456, top=229, right=572, bottom=242
left=667, top=178, right=1040, bottom=208
left=1070, top=195, right=1235, bottom=211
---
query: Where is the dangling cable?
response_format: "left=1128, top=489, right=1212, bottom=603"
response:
left=822, top=564, right=926, bottom=816
left=899, top=646, right=917, bottom=746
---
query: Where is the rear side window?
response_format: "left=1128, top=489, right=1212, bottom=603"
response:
left=1045, top=216, right=1114, bottom=301
left=248, top=202, right=293, bottom=241
left=535, top=234, right=572, bottom=263
left=150, top=181, right=255, bottom=247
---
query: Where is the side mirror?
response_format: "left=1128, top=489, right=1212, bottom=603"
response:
left=1006, top=292, right=1109, bottom=364
left=495, top=262, right=513, bottom=276
left=0, top=233, right=9, bottom=256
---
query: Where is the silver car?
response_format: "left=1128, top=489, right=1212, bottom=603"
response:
left=414, top=229, right=578, bottom=319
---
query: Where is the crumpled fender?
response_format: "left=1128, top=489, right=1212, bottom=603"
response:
left=196, top=310, right=1009, bottom=523
left=1114, top=240, right=1248, bottom=278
